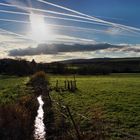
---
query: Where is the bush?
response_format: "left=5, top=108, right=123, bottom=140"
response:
left=29, top=71, right=49, bottom=88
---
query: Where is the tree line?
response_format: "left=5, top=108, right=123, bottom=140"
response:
left=0, top=58, right=140, bottom=76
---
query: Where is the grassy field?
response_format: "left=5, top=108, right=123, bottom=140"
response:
left=0, top=74, right=140, bottom=139
left=0, top=75, right=29, bottom=104
left=50, top=74, right=140, bottom=138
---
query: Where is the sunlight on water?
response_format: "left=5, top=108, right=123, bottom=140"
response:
left=34, top=96, right=46, bottom=140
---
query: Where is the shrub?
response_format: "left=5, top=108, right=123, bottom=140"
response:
left=29, top=71, right=49, bottom=88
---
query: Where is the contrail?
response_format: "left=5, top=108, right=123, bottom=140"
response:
left=51, top=36, right=96, bottom=44
left=0, top=18, right=104, bottom=33
left=0, top=9, right=108, bottom=26
left=119, top=24, right=140, bottom=32
left=0, top=28, right=34, bottom=41
left=0, top=2, right=109, bottom=26
left=37, top=0, right=102, bottom=22
left=1, top=1, right=140, bottom=34
left=0, top=9, right=29, bottom=16
left=37, top=0, right=140, bottom=33
left=1, top=9, right=139, bottom=34
left=0, top=18, right=29, bottom=24
left=37, top=0, right=122, bottom=25
left=0, top=27, right=96, bottom=44
left=0, top=3, right=140, bottom=33
left=117, top=24, right=140, bottom=35
left=0, top=25, right=138, bottom=47
left=55, top=25, right=139, bottom=37
left=0, top=18, right=118, bottom=35
left=0, top=18, right=138, bottom=37
left=0, top=2, right=139, bottom=35
left=95, top=15, right=125, bottom=21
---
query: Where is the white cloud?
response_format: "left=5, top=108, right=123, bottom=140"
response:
left=0, top=31, right=140, bottom=62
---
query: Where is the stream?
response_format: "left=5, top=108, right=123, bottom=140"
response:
left=34, top=95, right=46, bottom=140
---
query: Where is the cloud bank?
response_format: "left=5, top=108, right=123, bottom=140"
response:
left=9, top=43, right=126, bottom=56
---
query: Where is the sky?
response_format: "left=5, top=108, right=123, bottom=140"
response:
left=0, top=0, right=140, bottom=62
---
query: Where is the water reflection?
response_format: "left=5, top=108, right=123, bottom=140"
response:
left=34, top=96, right=46, bottom=140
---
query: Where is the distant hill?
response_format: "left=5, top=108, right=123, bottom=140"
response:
left=58, top=57, right=140, bottom=74
left=59, top=57, right=140, bottom=64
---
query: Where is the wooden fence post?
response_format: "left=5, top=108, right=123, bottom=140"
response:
left=74, top=75, right=77, bottom=90
left=68, top=81, right=70, bottom=90
left=64, top=80, right=67, bottom=90
left=70, top=80, right=73, bottom=91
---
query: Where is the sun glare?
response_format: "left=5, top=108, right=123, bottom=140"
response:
left=29, top=13, right=52, bottom=42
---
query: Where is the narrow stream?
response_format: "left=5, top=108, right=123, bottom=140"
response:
left=34, top=95, right=46, bottom=140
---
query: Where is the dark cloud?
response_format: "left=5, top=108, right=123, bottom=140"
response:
left=9, top=43, right=126, bottom=56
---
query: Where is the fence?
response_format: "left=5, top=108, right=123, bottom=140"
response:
left=50, top=76, right=77, bottom=92
left=50, top=97, right=140, bottom=140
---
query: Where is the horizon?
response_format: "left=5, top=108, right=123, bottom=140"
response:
left=0, top=0, right=140, bottom=62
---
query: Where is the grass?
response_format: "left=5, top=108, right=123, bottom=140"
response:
left=0, top=75, right=29, bottom=104
left=0, top=74, right=140, bottom=139
left=50, top=73, right=140, bottom=138
left=0, top=75, right=38, bottom=140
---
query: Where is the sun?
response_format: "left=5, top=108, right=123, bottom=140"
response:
left=29, top=13, right=52, bottom=43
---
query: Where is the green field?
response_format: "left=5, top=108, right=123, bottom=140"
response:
left=0, top=75, right=29, bottom=104
left=0, top=74, right=140, bottom=139
left=50, top=74, right=140, bottom=138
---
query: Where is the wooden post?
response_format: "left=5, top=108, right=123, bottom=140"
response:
left=72, top=81, right=75, bottom=91
left=64, top=80, right=66, bottom=89
left=68, top=80, right=70, bottom=90
left=74, top=75, right=77, bottom=90
left=66, top=106, right=81, bottom=140
left=56, top=80, right=58, bottom=90
left=70, top=80, right=73, bottom=91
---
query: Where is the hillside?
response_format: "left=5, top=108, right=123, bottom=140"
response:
left=60, top=57, right=140, bottom=64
